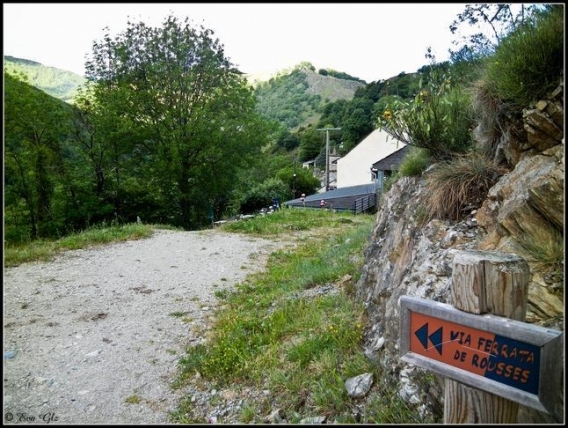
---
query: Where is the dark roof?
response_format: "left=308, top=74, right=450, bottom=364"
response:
left=285, top=182, right=378, bottom=211
left=372, top=145, right=410, bottom=171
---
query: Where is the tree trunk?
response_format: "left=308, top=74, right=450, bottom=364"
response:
left=35, top=148, right=53, bottom=237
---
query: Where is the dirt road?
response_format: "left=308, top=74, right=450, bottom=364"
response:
left=3, top=228, right=285, bottom=424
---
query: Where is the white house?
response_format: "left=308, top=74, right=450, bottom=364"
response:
left=336, top=128, right=406, bottom=188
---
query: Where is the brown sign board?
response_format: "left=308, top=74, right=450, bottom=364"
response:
left=400, top=296, right=563, bottom=414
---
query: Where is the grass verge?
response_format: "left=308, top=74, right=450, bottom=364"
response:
left=4, top=210, right=422, bottom=422
left=171, top=209, right=423, bottom=423
left=4, top=223, right=179, bottom=267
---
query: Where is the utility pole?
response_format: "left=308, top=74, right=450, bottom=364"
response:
left=317, top=127, right=341, bottom=191
left=292, top=158, right=297, bottom=199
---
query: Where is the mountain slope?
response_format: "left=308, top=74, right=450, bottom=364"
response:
left=252, top=63, right=365, bottom=130
left=3, top=57, right=364, bottom=131
left=3, top=56, right=86, bottom=103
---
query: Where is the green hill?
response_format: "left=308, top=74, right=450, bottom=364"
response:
left=2, top=55, right=423, bottom=153
left=3, top=56, right=86, bottom=103
left=3, top=56, right=364, bottom=131
left=251, top=62, right=366, bottom=131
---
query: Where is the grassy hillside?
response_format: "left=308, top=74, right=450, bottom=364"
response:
left=3, top=56, right=86, bottom=103
left=4, top=56, right=363, bottom=132
left=253, top=63, right=365, bottom=131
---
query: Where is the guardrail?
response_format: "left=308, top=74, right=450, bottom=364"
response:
left=353, top=194, right=376, bottom=214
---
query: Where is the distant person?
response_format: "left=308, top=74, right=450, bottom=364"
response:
left=320, top=199, right=326, bottom=209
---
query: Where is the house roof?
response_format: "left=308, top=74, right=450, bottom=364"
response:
left=336, top=127, right=406, bottom=188
left=285, top=182, right=378, bottom=211
left=372, top=145, right=410, bottom=171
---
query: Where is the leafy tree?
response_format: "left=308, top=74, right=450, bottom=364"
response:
left=319, top=68, right=366, bottom=84
left=298, top=127, right=325, bottom=162
left=276, top=129, right=301, bottom=151
left=319, top=100, right=348, bottom=132
left=71, top=83, right=164, bottom=225
left=85, top=15, right=271, bottom=229
left=276, top=166, right=320, bottom=199
left=449, top=3, right=539, bottom=61
left=4, top=71, right=72, bottom=239
left=294, top=62, right=316, bottom=72
left=340, top=98, right=374, bottom=151
left=238, top=177, right=289, bottom=214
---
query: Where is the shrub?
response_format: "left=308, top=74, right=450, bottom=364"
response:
left=378, top=72, right=475, bottom=161
left=239, top=178, right=289, bottom=214
left=519, top=223, right=564, bottom=279
left=481, top=5, right=564, bottom=114
left=382, top=172, right=400, bottom=193
left=423, top=151, right=507, bottom=221
left=399, top=147, right=431, bottom=177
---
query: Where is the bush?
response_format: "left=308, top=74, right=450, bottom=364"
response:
left=399, top=147, right=431, bottom=177
left=519, top=223, right=564, bottom=280
left=481, top=5, right=564, bottom=114
left=378, top=70, right=475, bottom=161
left=239, top=178, right=289, bottom=214
left=423, top=151, right=507, bottom=221
left=382, top=172, right=400, bottom=194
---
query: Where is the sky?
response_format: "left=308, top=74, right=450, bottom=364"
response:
left=3, top=3, right=472, bottom=83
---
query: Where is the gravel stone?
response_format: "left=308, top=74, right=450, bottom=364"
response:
left=3, top=229, right=287, bottom=424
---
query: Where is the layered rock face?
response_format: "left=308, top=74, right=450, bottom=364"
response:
left=356, top=82, right=564, bottom=423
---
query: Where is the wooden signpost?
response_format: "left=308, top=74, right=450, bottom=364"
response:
left=400, top=295, right=562, bottom=414
left=400, top=251, right=563, bottom=422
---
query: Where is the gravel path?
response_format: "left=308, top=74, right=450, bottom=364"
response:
left=3, top=228, right=288, bottom=425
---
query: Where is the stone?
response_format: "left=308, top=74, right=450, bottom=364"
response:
left=299, top=416, right=326, bottom=424
left=3, top=350, right=17, bottom=359
left=345, top=373, right=373, bottom=398
left=523, top=108, right=563, bottom=141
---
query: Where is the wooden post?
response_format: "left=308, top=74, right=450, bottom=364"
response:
left=444, top=250, right=530, bottom=424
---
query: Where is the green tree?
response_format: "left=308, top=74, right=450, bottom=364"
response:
left=276, top=129, right=301, bottom=151
left=449, top=3, right=539, bottom=61
left=238, top=177, right=289, bottom=214
left=4, top=71, right=71, bottom=239
left=276, top=166, right=320, bottom=199
left=340, top=98, right=374, bottom=151
left=298, top=127, right=324, bottom=162
left=85, top=15, right=270, bottom=229
left=70, top=83, right=162, bottom=226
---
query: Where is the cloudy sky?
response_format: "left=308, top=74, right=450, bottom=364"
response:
left=4, top=3, right=472, bottom=83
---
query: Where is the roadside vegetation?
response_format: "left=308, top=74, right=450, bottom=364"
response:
left=4, top=208, right=422, bottom=423
left=4, top=223, right=178, bottom=267
left=170, top=209, right=426, bottom=424
left=380, top=4, right=563, bottom=225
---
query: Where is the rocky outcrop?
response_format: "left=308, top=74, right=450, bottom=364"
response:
left=356, top=82, right=564, bottom=423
